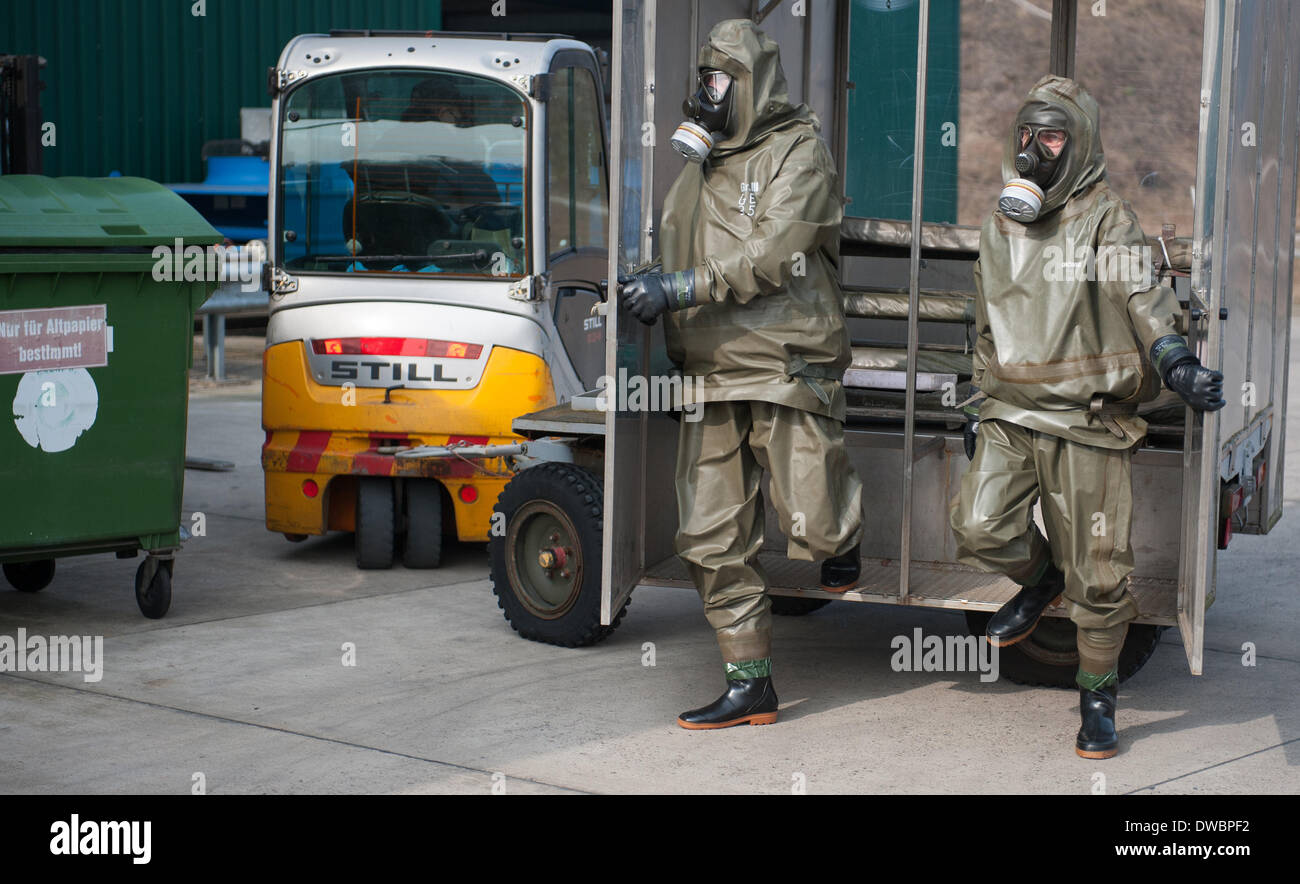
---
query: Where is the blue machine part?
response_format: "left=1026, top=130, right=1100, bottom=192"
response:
left=280, top=163, right=354, bottom=266
left=169, top=155, right=270, bottom=242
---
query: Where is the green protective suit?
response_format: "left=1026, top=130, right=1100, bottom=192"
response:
left=950, top=76, right=1188, bottom=673
left=677, top=400, right=864, bottom=662
left=661, top=19, right=852, bottom=421
left=969, top=77, right=1184, bottom=447
left=660, top=19, right=863, bottom=664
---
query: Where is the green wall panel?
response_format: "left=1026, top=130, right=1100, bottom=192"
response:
left=1, top=0, right=442, bottom=183
left=845, top=0, right=959, bottom=223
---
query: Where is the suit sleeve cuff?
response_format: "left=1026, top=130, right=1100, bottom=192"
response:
left=1150, top=334, right=1196, bottom=379
left=691, top=263, right=718, bottom=303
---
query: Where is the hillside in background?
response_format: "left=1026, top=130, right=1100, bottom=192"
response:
left=955, top=0, right=1297, bottom=299
left=958, top=0, right=1203, bottom=234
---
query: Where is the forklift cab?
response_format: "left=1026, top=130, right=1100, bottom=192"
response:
left=262, top=31, right=611, bottom=568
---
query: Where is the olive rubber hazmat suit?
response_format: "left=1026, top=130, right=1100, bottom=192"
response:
left=659, top=20, right=865, bottom=668
left=950, top=76, right=1187, bottom=685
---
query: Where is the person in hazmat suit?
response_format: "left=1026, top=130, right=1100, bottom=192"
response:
left=618, top=19, right=864, bottom=730
left=950, top=76, right=1225, bottom=759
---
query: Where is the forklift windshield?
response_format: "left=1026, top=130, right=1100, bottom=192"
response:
left=278, top=70, right=528, bottom=277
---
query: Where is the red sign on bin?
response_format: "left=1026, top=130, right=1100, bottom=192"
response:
left=0, top=305, right=109, bottom=375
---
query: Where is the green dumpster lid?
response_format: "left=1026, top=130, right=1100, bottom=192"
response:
left=0, top=175, right=222, bottom=248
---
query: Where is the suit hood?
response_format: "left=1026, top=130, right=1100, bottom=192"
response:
left=1003, top=76, right=1107, bottom=216
left=697, top=18, right=818, bottom=156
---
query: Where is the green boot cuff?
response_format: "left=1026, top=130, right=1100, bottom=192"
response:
left=725, top=657, right=772, bottom=681
left=1076, top=667, right=1118, bottom=692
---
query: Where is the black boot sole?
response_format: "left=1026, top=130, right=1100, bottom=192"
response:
left=1075, top=742, right=1118, bottom=759
left=985, top=594, right=1063, bottom=648
left=676, top=711, right=778, bottom=730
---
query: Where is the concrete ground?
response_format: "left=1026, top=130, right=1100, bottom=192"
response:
left=2, top=343, right=1298, bottom=795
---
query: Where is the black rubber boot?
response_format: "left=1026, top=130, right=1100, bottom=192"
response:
left=1075, top=684, right=1119, bottom=759
left=819, top=549, right=861, bottom=593
left=986, top=563, right=1066, bottom=647
left=677, top=677, right=779, bottom=729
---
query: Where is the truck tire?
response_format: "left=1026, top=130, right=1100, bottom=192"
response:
left=964, top=611, right=1164, bottom=688
left=4, top=558, right=55, bottom=593
left=771, top=596, right=831, bottom=616
left=403, top=480, right=443, bottom=569
left=489, top=462, right=628, bottom=647
left=356, top=477, right=395, bottom=570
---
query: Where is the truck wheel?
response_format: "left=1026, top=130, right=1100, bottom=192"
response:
left=135, top=559, right=173, bottom=619
left=4, top=558, right=55, bottom=593
left=771, top=596, right=831, bottom=616
left=403, top=480, right=443, bottom=569
left=964, top=611, right=1164, bottom=689
left=489, top=462, right=628, bottom=647
left=356, top=478, right=395, bottom=569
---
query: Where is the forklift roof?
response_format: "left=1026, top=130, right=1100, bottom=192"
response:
left=326, top=30, right=576, bottom=42
left=276, top=32, right=591, bottom=86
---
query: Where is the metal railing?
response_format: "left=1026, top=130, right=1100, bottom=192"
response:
left=196, top=249, right=267, bottom=381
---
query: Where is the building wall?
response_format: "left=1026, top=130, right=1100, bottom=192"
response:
left=0, top=0, right=443, bottom=183
left=442, top=0, right=610, bottom=55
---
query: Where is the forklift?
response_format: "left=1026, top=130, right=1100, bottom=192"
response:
left=262, top=30, right=610, bottom=568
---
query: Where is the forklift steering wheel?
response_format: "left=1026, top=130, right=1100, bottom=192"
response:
left=355, top=191, right=456, bottom=239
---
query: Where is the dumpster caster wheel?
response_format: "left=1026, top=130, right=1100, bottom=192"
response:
left=490, top=462, right=627, bottom=647
left=964, top=611, right=1164, bottom=688
left=403, top=480, right=443, bottom=569
left=356, top=477, right=395, bottom=569
left=4, top=559, right=55, bottom=593
left=283, top=533, right=308, bottom=543
left=135, top=559, right=173, bottom=619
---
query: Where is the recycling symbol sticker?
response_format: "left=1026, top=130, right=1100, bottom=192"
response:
left=12, top=368, right=100, bottom=453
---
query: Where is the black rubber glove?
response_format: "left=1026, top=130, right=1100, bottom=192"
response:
left=617, top=269, right=695, bottom=325
left=1151, top=335, right=1226, bottom=412
left=962, top=403, right=980, bottom=461
left=1166, top=361, right=1226, bottom=411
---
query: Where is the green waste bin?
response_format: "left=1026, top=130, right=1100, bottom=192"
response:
left=0, top=176, right=221, bottom=618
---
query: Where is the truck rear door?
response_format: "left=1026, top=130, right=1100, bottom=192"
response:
left=601, top=0, right=662, bottom=626
left=1180, top=0, right=1299, bottom=674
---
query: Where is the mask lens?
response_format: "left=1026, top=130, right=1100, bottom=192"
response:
left=701, top=71, right=732, bottom=103
left=1037, top=128, right=1067, bottom=155
left=1019, top=125, right=1067, bottom=155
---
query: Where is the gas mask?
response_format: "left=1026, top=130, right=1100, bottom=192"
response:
left=998, top=102, right=1070, bottom=222
left=670, top=69, right=734, bottom=163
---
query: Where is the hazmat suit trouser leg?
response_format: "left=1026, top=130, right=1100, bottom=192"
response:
left=676, top=400, right=865, bottom=664
left=950, top=419, right=1141, bottom=675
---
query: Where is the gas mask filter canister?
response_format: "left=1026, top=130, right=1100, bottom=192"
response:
left=670, top=121, right=716, bottom=163
left=997, top=177, right=1045, bottom=223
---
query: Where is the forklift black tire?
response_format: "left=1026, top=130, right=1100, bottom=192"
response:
left=403, top=480, right=443, bottom=569
left=771, top=596, right=831, bottom=616
left=964, top=611, right=1164, bottom=688
left=489, top=462, right=628, bottom=647
left=356, top=478, right=396, bottom=570
left=4, top=559, right=55, bottom=593
left=135, top=559, right=173, bottom=619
